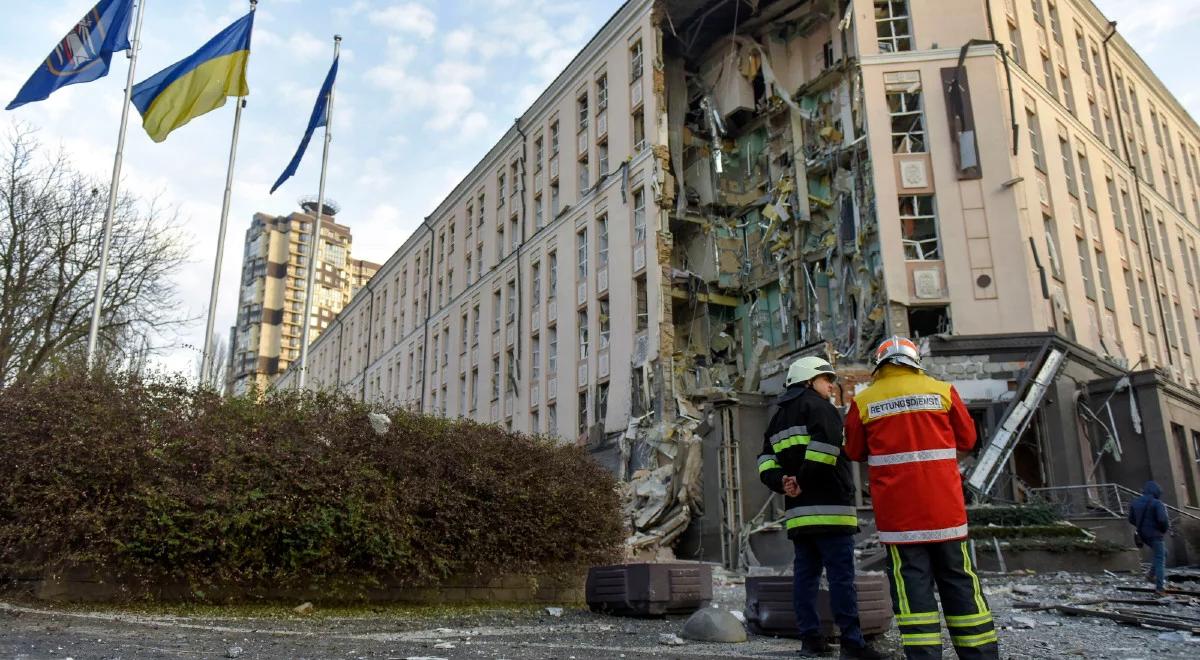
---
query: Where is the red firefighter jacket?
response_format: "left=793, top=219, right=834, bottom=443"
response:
left=844, top=364, right=977, bottom=544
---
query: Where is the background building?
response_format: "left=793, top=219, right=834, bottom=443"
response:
left=277, top=0, right=1200, bottom=564
left=228, top=200, right=379, bottom=395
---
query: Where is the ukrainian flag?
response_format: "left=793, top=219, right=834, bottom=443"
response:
left=131, top=11, right=254, bottom=142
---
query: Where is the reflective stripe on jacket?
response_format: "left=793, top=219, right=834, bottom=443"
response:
left=844, top=364, right=976, bottom=544
left=759, top=385, right=858, bottom=537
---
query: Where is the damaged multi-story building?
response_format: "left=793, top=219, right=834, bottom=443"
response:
left=277, top=0, right=1200, bottom=565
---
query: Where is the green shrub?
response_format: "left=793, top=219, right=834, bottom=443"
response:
left=969, top=524, right=1089, bottom=540
left=967, top=504, right=1061, bottom=527
left=0, top=369, right=623, bottom=599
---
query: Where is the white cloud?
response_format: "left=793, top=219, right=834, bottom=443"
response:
left=369, top=2, right=437, bottom=39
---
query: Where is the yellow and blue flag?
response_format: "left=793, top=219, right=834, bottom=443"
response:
left=270, top=56, right=339, bottom=194
left=131, top=10, right=254, bottom=142
left=6, top=0, right=135, bottom=111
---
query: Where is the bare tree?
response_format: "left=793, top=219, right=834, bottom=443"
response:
left=0, top=124, right=188, bottom=386
left=194, top=335, right=227, bottom=393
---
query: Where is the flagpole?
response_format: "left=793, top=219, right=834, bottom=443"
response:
left=86, top=0, right=148, bottom=369
left=297, top=35, right=341, bottom=391
left=200, top=0, right=256, bottom=387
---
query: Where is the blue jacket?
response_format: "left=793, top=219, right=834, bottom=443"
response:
left=1128, top=481, right=1169, bottom=542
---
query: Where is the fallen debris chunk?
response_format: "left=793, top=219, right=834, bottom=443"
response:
left=1157, top=631, right=1200, bottom=643
left=545, top=607, right=564, bottom=617
left=432, top=642, right=456, bottom=650
left=293, top=602, right=314, bottom=615
left=659, top=633, right=687, bottom=646
left=681, top=608, right=748, bottom=643
left=1055, top=605, right=1200, bottom=632
left=1010, top=616, right=1037, bottom=629
left=1118, top=586, right=1200, bottom=597
left=225, top=647, right=244, bottom=659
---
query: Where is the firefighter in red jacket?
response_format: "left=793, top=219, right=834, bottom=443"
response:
left=844, top=336, right=999, bottom=660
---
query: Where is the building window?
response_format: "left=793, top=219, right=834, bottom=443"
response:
left=1027, top=110, right=1045, bottom=171
left=477, top=193, right=485, bottom=225
left=551, top=182, right=560, bottom=217
left=635, top=276, right=649, bottom=332
left=875, top=0, right=912, bottom=53
left=532, top=334, right=541, bottom=381
left=1124, top=269, right=1140, bottom=327
left=506, top=279, right=517, bottom=324
left=632, top=108, right=645, bottom=151
left=534, top=194, right=544, bottom=228
left=598, top=140, right=609, bottom=174
left=492, top=290, right=502, bottom=333
left=888, top=89, right=925, bottom=153
left=491, top=356, right=500, bottom=401
left=598, top=214, right=609, bottom=268
left=461, top=313, right=469, bottom=353
left=550, top=121, right=560, bottom=154
left=534, top=137, right=543, bottom=171
left=599, top=299, right=611, bottom=349
left=548, top=326, right=558, bottom=375
left=1095, top=249, right=1114, bottom=310
left=1060, top=136, right=1078, bottom=197
left=578, top=390, right=589, bottom=436
left=549, top=250, right=558, bottom=299
left=577, top=227, right=588, bottom=281
left=597, top=382, right=609, bottom=428
left=899, top=194, right=940, bottom=260
left=630, top=38, right=643, bottom=81
left=578, top=310, right=589, bottom=360
left=596, top=72, right=608, bottom=110
left=547, top=403, right=557, bottom=434
left=577, top=91, right=589, bottom=131
left=1078, top=150, right=1096, bottom=210
left=633, top=187, right=646, bottom=242
left=532, top=262, right=542, bottom=303
left=1041, top=55, right=1058, bottom=101
left=1078, top=238, right=1096, bottom=300
left=472, top=304, right=480, bottom=345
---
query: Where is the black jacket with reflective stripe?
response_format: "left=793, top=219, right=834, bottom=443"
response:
left=758, top=385, right=858, bottom=538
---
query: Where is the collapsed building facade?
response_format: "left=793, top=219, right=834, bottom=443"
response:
left=277, top=0, right=1200, bottom=565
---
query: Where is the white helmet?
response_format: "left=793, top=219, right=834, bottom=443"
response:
left=785, top=356, right=837, bottom=388
left=873, top=335, right=923, bottom=371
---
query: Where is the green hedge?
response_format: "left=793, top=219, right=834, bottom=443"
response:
left=967, top=504, right=1061, bottom=527
left=0, top=369, right=623, bottom=599
left=969, top=524, right=1089, bottom=541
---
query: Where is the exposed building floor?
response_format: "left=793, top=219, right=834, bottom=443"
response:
left=2, top=568, right=1198, bottom=659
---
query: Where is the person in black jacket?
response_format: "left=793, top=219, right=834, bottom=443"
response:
left=759, top=356, right=883, bottom=659
left=1128, top=480, right=1170, bottom=594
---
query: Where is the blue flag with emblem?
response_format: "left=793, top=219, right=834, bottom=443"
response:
left=6, top=0, right=135, bottom=110
left=270, top=55, right=339, bottom=194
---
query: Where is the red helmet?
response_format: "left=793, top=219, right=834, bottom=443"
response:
left=873, top=335, right=923, bottom=371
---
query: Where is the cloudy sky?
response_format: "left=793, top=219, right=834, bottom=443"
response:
left=1, top=0, right=1197, bottom=379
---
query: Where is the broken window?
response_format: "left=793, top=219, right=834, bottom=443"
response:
left=632, top=187, right=646, bottom=242
left=629, top=38, right=642, bottom=82
left=1048, top=0, right=1063, bottom=43
left=578, top=310, right=589, bottom=360
left=549, top=250, right=558, bottom=299
left=577, top=227, right=588, bottom=280
left=548, top=326, right=558, bottom=375
left=497, top=172, right=506, bottom=207
left=579, top=153, right=590, bottom=190
left=596, top=382, right=609, bottom=427
left=632, top=108, right=645, bottom=151
left=875, top=0, right=913, bottom=53
left=635, top=276, right=649, bottom=332
left=578, top=391, right=588, bottom=436
left=475, top=242, right=483, bottom=275
left=1041, top=55, right=1058, bottom=102
left=510, top=216, right=519, bottom=251
left=459, top=375, right=467, bottom=416
left=899, top=194, right=941, bottom=260
left=597, top=214, right=609, bottom=268
left=1008, top=22, right=1024, bottom=70
left=497, top=226, right=505, bottom=259
left=907, top=306, right=948, bottom=338
left=888, top=89, right=926, bottom=153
